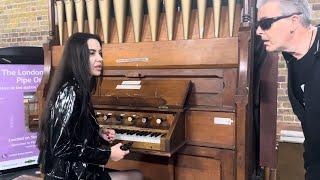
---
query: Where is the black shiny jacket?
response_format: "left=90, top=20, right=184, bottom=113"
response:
left=40, top=81, right=111, bottom=179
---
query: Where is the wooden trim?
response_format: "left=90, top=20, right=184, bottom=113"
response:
left=259, top=52, right=279, bottom=168
left=235, top=26, right=251, bottom=180
left=51, top=38, right=239, bottom=69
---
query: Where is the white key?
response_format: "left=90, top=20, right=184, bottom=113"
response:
left=115, top=131, right=161, bottom=144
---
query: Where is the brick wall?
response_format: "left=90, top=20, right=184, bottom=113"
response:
left=277, top=0, right=320, bottom=132
left=0, top=0, right=49, bottom=47
left=311, top=0, right=320, bottom=26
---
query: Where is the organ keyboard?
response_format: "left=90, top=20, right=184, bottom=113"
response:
left=93, top=79, right=190, bottom=156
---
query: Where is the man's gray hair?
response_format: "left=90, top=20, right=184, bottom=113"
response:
left=257, top=0, right=312, bottom=27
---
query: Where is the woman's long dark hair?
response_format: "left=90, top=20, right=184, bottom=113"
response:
left=37, top=33, right=103, bottom=151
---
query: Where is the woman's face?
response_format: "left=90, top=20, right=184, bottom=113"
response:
left=87, top=38, right=103, bottom=76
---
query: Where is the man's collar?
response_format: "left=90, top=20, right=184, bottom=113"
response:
left=282, top=51, right=296, bottom=64
left=282, top=39, right=320, bottom=63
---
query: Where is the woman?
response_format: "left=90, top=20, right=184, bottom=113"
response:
left=37, top=33, right=142, bottom=180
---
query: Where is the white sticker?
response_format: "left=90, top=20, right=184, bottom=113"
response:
left=122, top=81, right=141, bottom=85
left=116, top=84, right=141, bottom=90
left=214, top=117, right=233, bottom=125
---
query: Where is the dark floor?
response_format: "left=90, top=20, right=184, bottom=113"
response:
left=277, top=142, right=305, bottom=180
left=0, top=167, right=41, bottom=180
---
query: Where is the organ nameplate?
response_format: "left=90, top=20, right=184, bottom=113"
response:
left=116, top=84, right=141, bottom=89
left=122, top=81, right=141, bottom=85
left=116, top=57, right=149, bottom=63
left=214, top=117, right=233, bottom=125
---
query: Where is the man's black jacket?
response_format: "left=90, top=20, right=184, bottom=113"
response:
left=283, top=38, right=320, bottom=168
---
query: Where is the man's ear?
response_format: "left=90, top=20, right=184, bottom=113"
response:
left=290, top=15, right=300, bottom=33
left=291, top=14, right=301, bottom=25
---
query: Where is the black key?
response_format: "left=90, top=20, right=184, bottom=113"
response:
left=136, top=131, right=142, bottom=136
left=141, top=131, right=149, bottom=136
left=144, top=132, right=151, bottom=136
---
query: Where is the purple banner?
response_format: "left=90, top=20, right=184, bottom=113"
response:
left=0, top=65, right=43, bottom=171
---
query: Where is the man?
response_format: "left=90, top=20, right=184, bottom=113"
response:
left=256, top=0, right=320, bottom=179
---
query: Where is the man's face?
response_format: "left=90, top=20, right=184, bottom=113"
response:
left=256, top=2, right=293, bottom=52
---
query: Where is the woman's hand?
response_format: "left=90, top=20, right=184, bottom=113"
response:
left=99, top=127, right=116, bottom=143
left=109, top=143, right=129, bottom=162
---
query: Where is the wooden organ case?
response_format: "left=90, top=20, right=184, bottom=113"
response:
left=26, top=0, right=260, bottom=179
